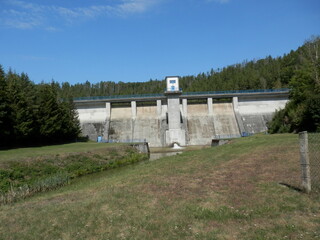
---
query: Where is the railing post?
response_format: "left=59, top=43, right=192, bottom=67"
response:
left=299, top=131, right=311, bottom=193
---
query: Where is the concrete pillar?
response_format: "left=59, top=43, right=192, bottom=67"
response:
left=232, top=97, right=239, bottom=111
left=208, top=98, right=213, bottom=115
left=157, top=100, right=162, bottom=117
left=182, top=99, right=188, bottom=118
left=166, top=95, right=186, bottom=146
left=103, top=102, right=111, bottom=141
left=131, top=101, right=137, bottom=119
left=299, top=131, right=311, bottom=193
left=167, top=97, right=180, bottom=130
left=232, top=97, right=245, bottom=136
left=106, top=102, right=111, bottom=120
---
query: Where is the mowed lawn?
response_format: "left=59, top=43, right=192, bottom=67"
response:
left=0, top=134, right=319, bottom=240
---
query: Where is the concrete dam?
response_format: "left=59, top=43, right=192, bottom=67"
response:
left=74, top=77, right=289, bottom=147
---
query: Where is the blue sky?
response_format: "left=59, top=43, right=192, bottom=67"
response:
left=0, top=0, right=319, bottom=84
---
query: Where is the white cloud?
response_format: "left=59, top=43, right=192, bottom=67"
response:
left=7, top=0, right=44, bottom=11
left=0, top=0, right=161, bottom=30
left=2, top=8, right=43, bottom=29
left=118, top=0, right=155, bottom=15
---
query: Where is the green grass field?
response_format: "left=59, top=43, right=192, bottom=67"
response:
left=0, top=134, right=319, bottom=239
left=0, top=142, right=123, bottom=161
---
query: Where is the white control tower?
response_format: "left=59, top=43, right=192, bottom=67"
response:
left=164, top=76, right=185, bottom=146
left=165, top=76, right=180, bottom=92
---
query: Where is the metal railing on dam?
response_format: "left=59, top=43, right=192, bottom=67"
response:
left=182, top=88, right=289, bottom=96
left=74, top=93, right=165, bottom=102
left=73, top=88, right=290, bottom=103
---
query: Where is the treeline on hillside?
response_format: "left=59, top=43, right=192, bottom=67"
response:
left=50, top=36, right=319, bottom=133
left=53, top=40, right=308, bottom=99
left=269, top=36, right=320, bottom=133
left=54, top=56, right=287, bottom=99
left=0, top=67, right=81, bottom=148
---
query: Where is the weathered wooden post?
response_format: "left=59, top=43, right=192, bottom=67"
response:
left=299, top=131, right=311, bottom=193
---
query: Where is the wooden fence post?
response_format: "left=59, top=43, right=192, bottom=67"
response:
left=299, top=131, right=311, bottom=193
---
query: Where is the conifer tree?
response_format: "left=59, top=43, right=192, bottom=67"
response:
left=0, top=65, right=11, bottom=147
left=37, top=84, right=64, bottom=143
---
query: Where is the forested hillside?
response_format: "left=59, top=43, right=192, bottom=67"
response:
left=52, top=36, right=319, bottom=133
left=269, top=37, right=320, bottom=133
left=53, top=37, right=318, bottom=99
left=0, top=68, right=80, bottom=148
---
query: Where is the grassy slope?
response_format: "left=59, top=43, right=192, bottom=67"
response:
left=0, top=142, right=122, bottom=162
left=0, top=134, right=319, bottom=240
left=0, top=143, right=148, bottom=203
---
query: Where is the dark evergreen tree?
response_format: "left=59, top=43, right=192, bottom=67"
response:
left=59, top=100, right=81, bottom=141
left=16, top=73, right=36, bottom=144
left=0, top=65, right=11, bottom=147
left=37, top=84, right=65, bottom=143
left=35, top=84, right=81, bottom=144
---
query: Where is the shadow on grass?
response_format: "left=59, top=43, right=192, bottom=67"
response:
left=278, top=182, right=303, bottom=192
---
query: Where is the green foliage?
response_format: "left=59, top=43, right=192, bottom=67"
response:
left=0, top=66, right=11, bottom=147
left=303, top=94, right=320, bottom=132
left=0, top=172, right=70, bottom=205
left=0, top=67, right=81, bottom=147
left=268, top=109, right=291, bottom=133
left=51, top=53, right=293, bottom=100
left=269, top=36, right=320, bottom=133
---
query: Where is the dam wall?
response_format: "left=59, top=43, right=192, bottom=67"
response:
left=75, top=89, right=289, bottom=147
left=132, top=105, right=165, bottom=147
left=212, top=101, right=240, bottom=138
left=89, top=103, right=168, bottom=147
left=109, top=105, right=132, bottom=142
left=236, top=95, right=288, bottom=134
left=186, top=102, right=215, bottom=145
left=77, top=102, right=107, bottom=141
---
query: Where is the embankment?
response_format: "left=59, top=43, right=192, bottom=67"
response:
left=0, top=144, right=148, bottom=204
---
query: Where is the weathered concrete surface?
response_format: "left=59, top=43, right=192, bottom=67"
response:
left=104, top=105, right=167, bottom=147
left=77, top=102, right=108, bottom=141
left=166, top=95, right=186, bottom=146
left=212, top=102, right=240, bottom=138
left=108, top=106, right=132, bottom=142
left=232, top=97, right=246, bottom=135
left=77, top=103, right=106, bottom=123
left=111, top=106, right=132, bottom=119
left=187, top=104, right=215, bottom=145
left=237, top=96, right=288, bottom=134
left=81, top=122, right=105, bottom=141
left=240, top=114, right=272, bottom=134
left=75, top=91, right=289, bottom=146
left=133, top=106, right=164, bottom=147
